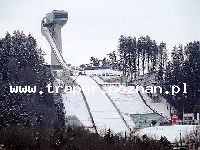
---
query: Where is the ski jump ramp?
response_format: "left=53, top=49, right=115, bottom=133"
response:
left=41, top=11, right=160, bottom=134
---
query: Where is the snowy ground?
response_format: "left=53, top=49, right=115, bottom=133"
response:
left=141, top=92, right=171, bottom=117
left=137, top=125, right=198, bottom=142
left=85, top=69, right=122, bottom=76
left=92, top=75, right=153, bottom=130
left=72, top=75, right=128, bottom=134
left=90, top=69, right=171, bottom=118
left=52, top=75, right=93, bottom=128
left=60, top=69, right=198, bottom=142
left=62, top=92, right=93, bottom=128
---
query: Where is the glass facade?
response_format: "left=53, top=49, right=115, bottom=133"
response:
left=54, top=13, right=68, bottom=19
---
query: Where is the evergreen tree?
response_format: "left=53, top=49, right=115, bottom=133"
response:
left=0, top=31, right=66, bottom=148
left=163, top=41, right=200, bottom=114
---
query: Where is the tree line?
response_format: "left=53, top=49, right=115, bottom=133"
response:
left=0, top=31, right=66, bottom=149
left=85, top=35, right=200, bottom=116
left=163, top=42, right=200, bottom=114
left=0, top=31, right=174, bottom=150
left=85, top=35, right=167, bottom=81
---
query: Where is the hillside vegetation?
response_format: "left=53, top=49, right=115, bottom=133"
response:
left=0, top=31, right=175, bottom=149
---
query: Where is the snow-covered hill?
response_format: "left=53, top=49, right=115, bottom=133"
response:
left=137, top=125, right=198, bottom=142
left=63, top=92, right=93, bottom=128
left=71, top=75, right=128, bottom=134
left=60, top=69, right=198, bottom=142
left=141, top=92, right=171, bottom=117
left=92, top=75, right=154, bottom=129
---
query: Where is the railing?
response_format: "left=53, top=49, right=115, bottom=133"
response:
left=91, top=76, right=132, bottom=133
left=42, top=23, right=97, bottom=133
left=41, top=25, right=70, bottom=71
left=138, top=91, right=163, bottom=117
left=79, top=85, right=98, bottom=133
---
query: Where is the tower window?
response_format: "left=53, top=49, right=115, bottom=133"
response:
left=54, top=13, right=68, bottom=19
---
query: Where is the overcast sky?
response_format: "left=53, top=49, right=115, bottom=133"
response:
left=0, top=0, right=199, bottom=66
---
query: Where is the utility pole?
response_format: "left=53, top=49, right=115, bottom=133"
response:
left=178, top=129, right=182, bottom=147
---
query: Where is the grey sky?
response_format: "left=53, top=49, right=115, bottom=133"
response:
left=0, top=0, right=199, bottom=66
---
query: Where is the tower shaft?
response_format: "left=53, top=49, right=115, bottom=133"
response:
left=51, top=24, right=63, bottom=65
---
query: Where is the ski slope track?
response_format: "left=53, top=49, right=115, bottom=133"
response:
left=138, top=89, right=171, bottom=117
left=41, top=18, right=128, bottom=134
left=93, top=76, right=154, bottom=129
left=63, top=92, right=93, bottom=127
left=74, top=76, right=129, bottom=134
left=41, top=26, right=70, bottom=71
left=91, top=77, right=132, bottom=132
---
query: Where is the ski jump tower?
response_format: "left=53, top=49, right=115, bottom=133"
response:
left=41, top=10, right=69, bottom=67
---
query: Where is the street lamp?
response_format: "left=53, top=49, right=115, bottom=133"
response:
left=177, top=129, right=182, bottom=147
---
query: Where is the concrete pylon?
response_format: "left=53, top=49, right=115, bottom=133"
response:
left=51, top=24, right=63, bottom=65
left=42, top=10, right=68, bottom=66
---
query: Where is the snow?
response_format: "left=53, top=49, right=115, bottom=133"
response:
left=42, top=26, right=70, bottom=71
left=41, top=13, right=199, bottom=142
left=133, top=71, right=173, bottom=118
left=103, top=86, right=153, bottom=114
left=62, top=92, right=93, bottom=127
left=92, top=75, right=153, bottom=130
left=85, top=69, right=122, bottom=76
left=60, top=69, right=197, bottom=142
left=139, top=89, right=171, bottom=117
left=137, top=125, right=197, bottom=142
left=55, top=70, right=65, bottom=77
left=73, top=75, right=128, bottom=134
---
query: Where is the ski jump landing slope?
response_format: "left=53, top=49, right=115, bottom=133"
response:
left=62, top=92, right=94, bottom=128
left=93, top=76, right=153, bottom=128
left=74, top=75, right=128, bottom=134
